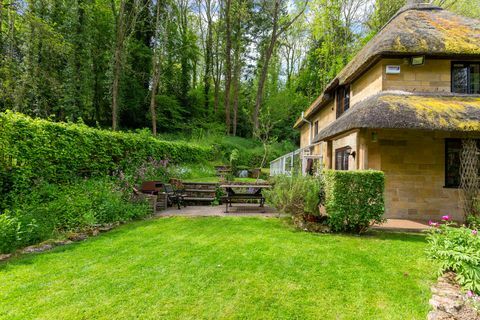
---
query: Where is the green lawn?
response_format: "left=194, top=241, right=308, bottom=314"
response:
left=0, top=217, right=433, bottom=320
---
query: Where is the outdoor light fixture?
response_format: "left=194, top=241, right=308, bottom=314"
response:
left=411, top=56, right=425, bottom=66
left=371, top=132, right=378, bottom=142
left=348, top=151, right=356, bottom=159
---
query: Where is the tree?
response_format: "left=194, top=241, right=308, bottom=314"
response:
left=223, top=0, right=232, bottom=134
left=110, top=0, right=146, bottom=130
left=149, top=0, right=163, bottom=135
left=252, top=0, right=308, bottom=131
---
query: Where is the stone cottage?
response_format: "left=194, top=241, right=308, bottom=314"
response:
left=270, top=1, right=480, bottom=221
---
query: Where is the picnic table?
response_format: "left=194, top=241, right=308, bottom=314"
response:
left=220, top=184, right=271, bottom=213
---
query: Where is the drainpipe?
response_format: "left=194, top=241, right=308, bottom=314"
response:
left=300, top=111, right=312, bottom=146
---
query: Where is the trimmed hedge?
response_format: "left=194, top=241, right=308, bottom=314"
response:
left=324, top=170, right=385, bottom=233
left=0, top=111, right=212, bottom=197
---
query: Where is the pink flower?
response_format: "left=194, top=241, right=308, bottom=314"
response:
left=441, top=215, right=451, bottom=221
left=472, top=230, right=478, bottom=236
left=429, top=220, right=439, bottom=227
left=467, top=290, right=474, bottom=298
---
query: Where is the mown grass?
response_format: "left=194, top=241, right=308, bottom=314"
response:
left=0, top=217, right=433, bottom=320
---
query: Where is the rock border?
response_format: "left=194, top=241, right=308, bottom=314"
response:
left=0, top=221, right=125, bottom=263
left=428, top=272, right=480, bottom=320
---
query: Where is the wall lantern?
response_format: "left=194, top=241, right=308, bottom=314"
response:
left=348, top=151, right=356, bottom=159
left=411, top=56, right=425, bottom=66
left=371, top=132, right=378, bottom=142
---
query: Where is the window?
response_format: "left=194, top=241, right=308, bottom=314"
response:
left=336, top=85, right=350, bottom=118
left=335, top=147, right=351, bottom=171
left=445, top=139, right=480, bottom=188
left=452, top=62, right=480, bottom=94
left=314, top=120, right=319, bottom=137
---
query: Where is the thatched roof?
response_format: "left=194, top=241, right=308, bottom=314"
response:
left=295, top=3, right=480, bottom=129
left=313, top=92, right=480, bottom=142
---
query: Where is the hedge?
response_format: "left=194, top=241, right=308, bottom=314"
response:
left=0, top=111, right=213, bottom=197
left=324, top=170, right=385, bottom=233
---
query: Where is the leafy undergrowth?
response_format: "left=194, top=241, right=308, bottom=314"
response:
left=0, top=218, right=433, bottom=320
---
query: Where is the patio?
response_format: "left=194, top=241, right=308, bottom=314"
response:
left=158, top=205, right=430, bottom=232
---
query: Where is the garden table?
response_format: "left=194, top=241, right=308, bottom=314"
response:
left=220, top=184, right=271, bottom=213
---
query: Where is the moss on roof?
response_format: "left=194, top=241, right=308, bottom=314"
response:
left=335, top=4, right=480, bottom=86
left=295, top=4, right=480, bottom=128
left=313, top=92, right=480, bottom=142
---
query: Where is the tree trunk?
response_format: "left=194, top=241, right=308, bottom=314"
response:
left=213, top=28, right=222, bottom=115
left=149, top=1, right=162, bottom=136
left=224, top=0, right=232, bottom=134
left=150, top=65, right=159, bottom=135
left=232, top=13, right=242, bottom=137
left=203, top=0, right=213, bottom=113
left=111, top=0, right=126, bottom=131
left=0, top=0, right=3, bottom=55
left=253, top=0, right=279, bottom=131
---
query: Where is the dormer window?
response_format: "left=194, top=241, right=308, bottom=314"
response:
left=336, top=85, right=350, bottom=118
left=452, top=62, right=480, bottom=94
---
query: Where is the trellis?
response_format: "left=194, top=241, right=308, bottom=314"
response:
left=460, top=139, right=480, bottom=218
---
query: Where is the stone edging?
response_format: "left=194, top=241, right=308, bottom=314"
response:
left=0, top=222, right=123, bottom=263
left=428, top=272, right=480, bottom=320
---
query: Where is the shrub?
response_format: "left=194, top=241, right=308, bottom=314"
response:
left=264, top=175, right=323, bottom=217
left=427, top=219, right=480, bottom=293
left=324, top=170, right=385, bottom=233
left=0, top=178, right=150, bottom=253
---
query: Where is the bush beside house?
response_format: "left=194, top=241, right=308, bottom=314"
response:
left=324, top=170, right=385, bottom=233
left=266, top=170, right=385, bottom=234
left=264, top=175, right=323, bottom=217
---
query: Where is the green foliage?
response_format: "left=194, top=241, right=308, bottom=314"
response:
left=427, top=221, right=480, bottom=293
left=0, top=111, right=212, bottom=200
left=264, top=175, right=324, bottom=216
left=324, top=170, right=385, bottom=233
left=0, top=178, right=149, bottom=254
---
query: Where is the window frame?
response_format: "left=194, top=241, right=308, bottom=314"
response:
left=451, top=61, right=480, bottom=94
left=444, top=138, right=480, bottom=188
left=314, top=120, right=319, bottom=137
left=335, top=146, right=351, bottom=171
left=336, top=85, right=351, bottom=118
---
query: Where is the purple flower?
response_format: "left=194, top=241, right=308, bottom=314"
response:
left=473, top=230, right=478, bottom=236
left=441, top=215, right=451, bottom=221
left=467, top=290, right=474, bottom=298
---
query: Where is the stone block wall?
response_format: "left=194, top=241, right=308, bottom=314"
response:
left=382, top=58, right=451, bottom=93
left=364, top=129, right=462, bottom=221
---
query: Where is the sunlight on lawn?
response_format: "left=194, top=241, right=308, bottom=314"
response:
left=0, top=217, right=433, bottom=320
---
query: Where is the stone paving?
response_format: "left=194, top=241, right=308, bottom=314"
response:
left=159, top=204, right=286, bottom=217
left=159, top=206, right=431, bottom=233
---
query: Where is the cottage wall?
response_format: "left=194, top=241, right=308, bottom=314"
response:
left=299, top=101, right=335, bottom=149
left=300, top=125, right=310, bottom=149
left=350, top=62, right=383, bottom=106
left=382, top=58, right=451, bottom=93
left=362, top=129, right=462, bottom=221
